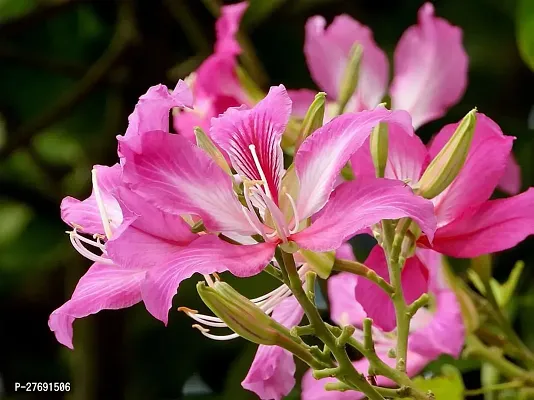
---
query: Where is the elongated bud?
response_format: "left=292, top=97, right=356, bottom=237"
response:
left=295, top=92, right=326, bottom=151
left=197, top=281, right=287, bottom=345
left=236, top=66, right=264, bottom=103
left=195, top=127, right=232, bottom=175
left=337, top=43, right=363, bottom=115
left=370, top=122, right=388, bottom=178
left=417, top=109, right=477, bottom=199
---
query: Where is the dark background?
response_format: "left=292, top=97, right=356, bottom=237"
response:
left=0, top=0, right=533, bottom=399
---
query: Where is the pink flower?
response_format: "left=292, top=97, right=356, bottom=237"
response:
left=119, top=84, right=437, bottom=335
left=351, top=113, right=534, bottom=329
left=291, top=3, right=468, bottom=129
left=301, top=248, right=464, bottom=399
left=174, top=2, right=251, bottom=139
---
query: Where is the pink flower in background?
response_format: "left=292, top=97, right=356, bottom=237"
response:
left=291, top=3, right=468, bottom=129
left=174, top=2, right=251, bottom=139
left=301, top=249, right=465, bottom=399
left=120, top=84, right=437, bottom=328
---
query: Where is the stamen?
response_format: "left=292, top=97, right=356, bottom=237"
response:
left=192, top=324, right=239, bottom=341
left=241, top=182, right=267, bottom=239
left=285, top=191, right=300, bottom=234
left=68, top=231, right=106, bottom=250
left=255, top=189, right=288, bottom=242
left=91, top=168, right=113, bottom=239
left=248, top=144, right=273, bottom=200
left=69, top=231, right=114, bottom=265
left=203, top=274, right=215, bottom=288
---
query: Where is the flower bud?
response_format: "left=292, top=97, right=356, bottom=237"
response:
left=295, top=92, right=326, bottom=151
left=370, top=122, right=388, bottom=178
left=197, top=281, right=287, bottom=345
left=195, top=127, right=232, bottom=175
left=336, top=43, right=363, bottom=115
left=417, top=109, right=477, bottom=199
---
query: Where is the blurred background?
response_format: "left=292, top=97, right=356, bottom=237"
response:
left=0, top=0, right=533, bottom=399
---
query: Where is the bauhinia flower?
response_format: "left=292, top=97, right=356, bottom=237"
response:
left=351, top=113, right=534, bottom=330
left=173, top=1, right=251, bottom=139
left=290, top=3, right=467, bottom=129
left=302, top=248, right=465, bottom=399
left=119, top=84, right=438, bottom=333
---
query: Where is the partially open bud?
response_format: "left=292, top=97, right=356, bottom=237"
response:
left=370, top=122, right=389, bottom=178
left=295, top=92, right=326, bottom=151
left=417, top=109, right=477, bottom=199
left=195, top=127, right=232, bottom=175
left=336, top=43, right=363, bottom=115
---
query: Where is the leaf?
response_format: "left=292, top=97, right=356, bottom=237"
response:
left=403, top=365, right=465, bottom=400
left=517, top=0, right=534, bottom=71
left=0, top=201, right=33, bottom=245
left=497, top=261, right=524, bottom=307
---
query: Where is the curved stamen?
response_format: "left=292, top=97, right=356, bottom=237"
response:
left=285, top=192, right=300, bottom=234
left=192, top=324, right=240, bottom=341
left=91, top=168, right=113, bottom=239
left=242, top=181, right=267, bottom=239
left=69, top=231, right=106, bottom=250
left=69, top=232, right=114, bottom=265
left=248, top=144, right=273, bottom=200
left=255, top=189, right=288, bottom=242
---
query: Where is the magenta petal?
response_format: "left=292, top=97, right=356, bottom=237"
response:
left=430, top=114, right=514, bottom=226
left=498, top=154, right=522, bottom=195
left=123, top=81, right=192, bottom=144
left=408, top=290, right=464, bottom=359
left=292, top=178, right=436, bottom=252
left=295, top=108, right=414, bottom=220
left=214, top=2, right=248, bottom=55
left=211, top=85, right=291, bottom=202
left=432, top=188, right=534, bottom=258
left=355, top=246, right=429, bottom=332
left=304, top=15, right=388, bottom=108
left=328, top=272, right=366, bottom=327
left=350, top=123, right=428, bottom=182
left=141, top=235, right=276, bottom=324
left=120, top=130, right=254, bottom=235
left=60, top=164, right=122, bottom=235
left=242, top=296, right=304, bottom=400
left=49, top=262, right=145, bottom=349
left=390, top=3, right=468, bottom=129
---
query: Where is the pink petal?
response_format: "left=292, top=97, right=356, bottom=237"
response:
left=328, top=272, right=366, bottom=327
left=304, top=15, right=388, bottom=109
left=390, top=3, right=468, bottom=129
left=350, top=123, right=429, bottom=183
left=122, top=81, right=193, bottom=147
left=336, top=243, right=355, bottom=261
left=49, top=262, right=145, bottom=349
left=430, top=188, right=534, bottom=258
left=429, top=114, right=514, bottom=227
left=141, top=235, right=276, bottom=324
left=60, top=164, right=123, bottom=235
left=242, top=296, right=304, bottom=400
left=287, top=89, right=318, bottom=119
left=210, top=85, right=291, bottom=203
left=119, top=130, right=254, bottom=235
left=408, top=290, right=464, bottom=359
left=292, top=178, right=436, bottom=252
left=498, top=154, right=522, bottom=195
left=355, top=246, right=429, bottom=332
left=294, top=108, right=414, bottom=220
left=214, top=2, right=248, bottom=55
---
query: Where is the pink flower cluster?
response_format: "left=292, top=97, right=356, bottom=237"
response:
left=51, top=2, right=534, bottom=400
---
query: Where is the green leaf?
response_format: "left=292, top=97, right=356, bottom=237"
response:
left=498, top=260, right=524, bottom=307
left=0, top=201, right=33, bottom=245
left=403, top=365, right=465, bottom=400
left=517, top=0, right=534, bottom=71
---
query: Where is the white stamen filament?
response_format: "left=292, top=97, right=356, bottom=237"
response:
left=285, top=192, right=300, bottom=234
left=69, top=231, right=114, bottom=265
left=248, top=144, right=273, bottom=200
left=69, top=231, right=106, bottom=250
left=91, top=168, right=113, bottom=240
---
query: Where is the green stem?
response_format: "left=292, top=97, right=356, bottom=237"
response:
left=280, top=251, right=385, bottom=400
left=333, top=258, right=394, bottom=295
left=465, top=336, right=534, bottom=384
left=464, top=380, right=522, bottom=396
left=482, top=279, right=534, bottom=368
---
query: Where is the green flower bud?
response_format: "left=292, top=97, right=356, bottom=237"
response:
left=336, top=43, right=363, bottom=115
left=295, top=92, right=326, bottom=151
left=417, top=109, right=477, bottom=199
left=370, top=122, right=389, bottom=178
left=195, top=127, right=232, bottom=176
